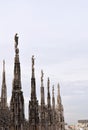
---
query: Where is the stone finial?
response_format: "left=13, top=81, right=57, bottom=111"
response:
left=32, top=55, right=35, bottom=78
left=52, top=85, right=54, bottom=97
left=41, top=70, right=44, bottom=82
left=14, top=33, right=18, bottom=48
left=2, top=60, right=6, bottom=83
left=47, top=77, right=50, bottom=92
left=14, top=33, right=19, bottom=54
left=47, top=77, right=50, bottom=87
left=58, top=83, right=60, bottom=95
left=41, top=70, right=44, bottom=88
left=57, top=83, right=61, bottom=105
left=1, top=59, right=7, bottom=108
left=32, top=55, right=34, bottom=68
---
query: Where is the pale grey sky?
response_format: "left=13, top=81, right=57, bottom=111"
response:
left=0, top=0, right=88, bottom=124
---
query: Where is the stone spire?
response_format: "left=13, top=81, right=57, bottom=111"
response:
left=52, top=85, right=56, bottom=130
left=30, top=55, right=36, bottom=99
left=52, top=85, right=55, bottom=110
left=29, top=55, right=39, bottom=130
left=1, top=60, right=7, bottom=108
left=47, top=77, right=51, bottom=109
left=47, top=77, right=52, bottom=129
left=10, top=34, right=24, bottom=130
left=57, top=83, right=61, bottom=106
left=12, top=34, right=21, bottom=91
left=40, top=70, right=45, bottom=129
left=32, top=55, right=35, bottom=78
left=41, top=70, right=45, bottom=106
left=56, top=83, right=65, bottom=130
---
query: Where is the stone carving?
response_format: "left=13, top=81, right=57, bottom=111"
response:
left=14, top=33, right=19, bottom=49
left=41, top=70, right=44, bottom=82
left=32, top=55, right=35, bottom=69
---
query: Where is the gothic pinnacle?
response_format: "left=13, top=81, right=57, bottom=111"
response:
left=47, top=77, right=51, bottom=109
left=32, top=55, right=35, bottom=78
left=41, top=70, right=45, bottom=106
left=57, top=83, right=61, bottom=105
left=10, top=34, right=24, bottom=129
left=41, top=70, right=44, bottom=87
left=47, top=77, right=50, bottom=90
left=52, top=85, right=55, bottom=110
left=13, top=33, right=21, bottom=90
left=58, top=83, right=60, bottom=96
left=52, top=85, right=54, bottom=98
left=1, top=60, right=7, bottom=108
left=14, top=33, right=19, bottom=54
left=2, top=60, right=5, bottom=83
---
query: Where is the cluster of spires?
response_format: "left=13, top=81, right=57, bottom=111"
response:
left=0, top=34, right=65, bottom=130
left=0, top=57, right=62, bottom=111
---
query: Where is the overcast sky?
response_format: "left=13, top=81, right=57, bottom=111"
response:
left=0, top=0, right=88, bottom=124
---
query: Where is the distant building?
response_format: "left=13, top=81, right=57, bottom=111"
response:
left=78, top=120, right=88, bottom=124
left=76, top=120, right=88, bottom=130
left=0, top=35, right=65, bottom=130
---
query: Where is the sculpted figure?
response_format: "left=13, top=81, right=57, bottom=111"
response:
left=14, top=33, right=19, bottom=49
left=41, top=70, right=44, bottom=81
left=32, top=55, right=35, bottom=69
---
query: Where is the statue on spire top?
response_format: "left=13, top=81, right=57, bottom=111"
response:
left=32, top=55, right=35, bottom=69
left=14, top=33, right=19, bottom=49
left=41, top=70, right=44, bottom=82
left=31, top=55, right=35, bottom=78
